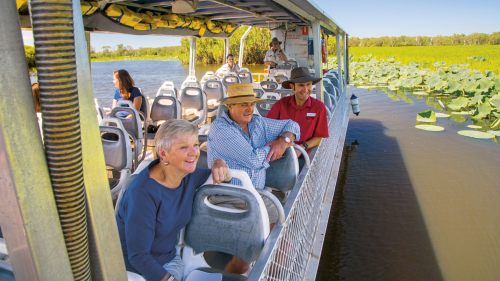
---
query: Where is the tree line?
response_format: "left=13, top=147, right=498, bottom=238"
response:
left=90, top=44, right=182, bottom=59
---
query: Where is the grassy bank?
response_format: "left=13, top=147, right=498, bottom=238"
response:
left=348, top=45, right=500, bottom=74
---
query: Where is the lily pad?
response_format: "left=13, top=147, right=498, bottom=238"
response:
left=490, top=96, right=500, bottom=108
left=415, top=125, right=445, bottom=131
left=491, top=118, right=500, bottom=128
left=457, top=130, right=495, bottom=139
left=451, top=111, right=474, bottom=115
left=435, top=113, right=450, bottom=118
left=467, top=125, right=483, bottom=129
left=472, top=102, right=492, bottom=119
left=447, top=97, right=469, bottom=110
left=357, top=86, right=373, bottom=89
left=413, top=91, right=428, bottom=95
left=416, top=110, right=437, bottom=122
left=487, top=130, right=500, bottom=136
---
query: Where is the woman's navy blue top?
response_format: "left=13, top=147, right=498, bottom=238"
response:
left=116, top=159, right=211, bottom=281
left=113, top=87, right=142, bottom=118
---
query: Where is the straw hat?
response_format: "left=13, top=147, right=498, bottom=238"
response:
left=282, top=67, right=322, bottom=89
left=220, top=83, right=266, bottom=105
left=270, top=37, right=282, bottom=45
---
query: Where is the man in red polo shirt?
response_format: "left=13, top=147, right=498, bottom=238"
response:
left=266, top=67, right=329, bottom=168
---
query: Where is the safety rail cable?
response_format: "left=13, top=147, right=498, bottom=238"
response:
left=250, top=88, right=348, bottom=281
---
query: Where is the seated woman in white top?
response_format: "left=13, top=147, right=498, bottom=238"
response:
left=217, top=54, right=240, bottom=75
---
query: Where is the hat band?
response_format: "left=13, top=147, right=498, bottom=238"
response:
left=227, top=94, right=255, bottom=99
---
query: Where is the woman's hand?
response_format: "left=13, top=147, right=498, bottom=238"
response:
left=211, top=159, right=231, bottom=184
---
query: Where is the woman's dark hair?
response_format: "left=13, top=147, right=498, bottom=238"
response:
left=32, top=83, right=41, bottom=113
left=113, top=69, right=135, bottom=100
left=226, top=54, right=234, bottom=60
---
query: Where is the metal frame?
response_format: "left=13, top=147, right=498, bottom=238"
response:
left=336, top=33, right=343, bottom=94
left=189, top=38, right=197, bottom=77
left=239, top=26, right=253, bottom=67
left=312, top=21, right=324, bottom=103
left=344, top=35, right=349, bottom=84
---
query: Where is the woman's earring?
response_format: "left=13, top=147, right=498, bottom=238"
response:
left=164, top=161, right=169, bottom=166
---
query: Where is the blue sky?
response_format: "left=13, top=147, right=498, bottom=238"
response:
left=22, top=0, right=500, bottom=51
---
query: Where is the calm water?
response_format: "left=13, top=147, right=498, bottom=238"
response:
left=91, top=60, right=265, bottom=108
left=317, top=86, right=500, bottom=281
left=91, top=61, right=500, bottom=281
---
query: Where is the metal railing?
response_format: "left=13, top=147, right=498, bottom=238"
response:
left=249, top=86, right=349, bottom=281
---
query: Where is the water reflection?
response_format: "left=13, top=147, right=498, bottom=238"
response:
left=317, top=119, right=443, bottom=281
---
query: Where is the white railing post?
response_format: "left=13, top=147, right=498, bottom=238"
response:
left=336, top=33, right=343, bottom=94
left=344, top=35, right=349, bottom=85
left=312, top=21, right=324, bottom=102
left=239, top=26, right=253, bottom=68
left=224, top=38, right=230, bottom=61
left=189, top=37, right=196, bottom=76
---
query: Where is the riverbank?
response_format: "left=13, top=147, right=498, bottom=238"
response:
left=349, top=45, right=500, bottom=74
left=91, top=54, right=178, bottom=62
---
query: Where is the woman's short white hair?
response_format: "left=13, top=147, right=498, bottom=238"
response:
left=155, top=119, right=198, bottom=155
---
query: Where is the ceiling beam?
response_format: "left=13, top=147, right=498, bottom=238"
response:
left=190, top=7, right=235, bottom=15
left=206, top=0, right=279, bottom=22
left=208, top=13, right=256, bottom=20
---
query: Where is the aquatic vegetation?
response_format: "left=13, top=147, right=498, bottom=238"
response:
left=457, top=130, right=496, bottom=139
left=350, top=53, right=500, bottom=141
left=415, top=125, right=445, bottom=131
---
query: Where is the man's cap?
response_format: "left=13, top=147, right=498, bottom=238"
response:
left=282, top=67, right=322, bottom=89
left=270, top=37, right=282, bottom=45
left=220, top=84, right=266, bottom=105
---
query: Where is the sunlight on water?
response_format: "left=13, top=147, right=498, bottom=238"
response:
left=318, top=86, right=500, bottom=281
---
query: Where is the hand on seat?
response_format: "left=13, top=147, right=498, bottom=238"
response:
left=265, top=138, right=289, bottom=162
left=211, top=159, right=231, bottom=184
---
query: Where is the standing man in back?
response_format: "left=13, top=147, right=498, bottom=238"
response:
left=264, top=37, right=288, bottom=69
left=266, top=67, right=329, bottom=170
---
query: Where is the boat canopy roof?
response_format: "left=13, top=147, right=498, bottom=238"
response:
left=19, top=0, right=347, bottom=38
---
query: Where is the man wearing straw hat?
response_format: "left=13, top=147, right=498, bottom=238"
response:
left=267, top=67, right=329, bottom=169
left=264, top=37, right=288, bottom=68
left=207, top=83, right=300, bottom=274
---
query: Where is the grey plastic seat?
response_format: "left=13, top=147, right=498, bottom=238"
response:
left=197, top=124, right=210, bottom=169
left=237, top=70, right=253, bottom=84
left=156, top=85, right=179, bottom=100
left=260, top=80, right=279, bottom=92
left=284, top=60, right=298, bottom=68
left=253, top=88, right=265, bottom=98
left=99, top=117, right=133, bottom=202
left=180, top=87, right=207, bottom=127
left=273, top=74, right=289, bottom=84
left=216, top=103, right=228, bottom=119
left=203, top=80, right=225, bottom=118
left=137, top=87, right=150, bottom=121
left=182, top=170, right=283, bottom=280
left=181, top=76, right=201, bottom=90
left=274, top=89, right=295, bottom=98
left=109, top=100, right=146, bottom=168
left=95, top=98, right=106, bottom=123
left=222, top=75, right=240, bottom=90
left=148, top=96, right=182, bottom=147
left=265, top=146, right=302, bottom=194
left=255, top=100, right=277, bottom=117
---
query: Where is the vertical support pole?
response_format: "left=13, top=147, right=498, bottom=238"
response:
left=311, top=21, right=324, bottom=102
left=72, top=1, right=128, bottom=280
left=224, top=38, right=230, bottom=62
left=189, top=37, right=196, bottom=77
left=336, top=33, right=343, bottom=95
left=85, top=31, right=91, bottom=72
left=0, top=0, right=74, bottom=280
left=344, top=35, right=349, bottom=84
left=239, top=26, right=253, bottom=68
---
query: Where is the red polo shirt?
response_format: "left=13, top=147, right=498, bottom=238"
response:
left=266, top=95, right=329, bottom=144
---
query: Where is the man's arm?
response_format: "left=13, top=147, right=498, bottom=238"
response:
left=262, top=118, right=301, bottom=161
left=294, top=137, right=322, bottom=158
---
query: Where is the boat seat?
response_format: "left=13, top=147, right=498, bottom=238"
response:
left=137, top=88, right=150, bottom=121
left=274, top=89, right=295, bottom=98
left=255, top=100, right=277, bottom=117
left=156, top=86, right=179, bottom=100
left=182, top=170, right=274, bottom=280
left=0, top=260, right=15, bottom=281
left=95, top=98, right=106, bottom=124
left=197, top=124, right=210, bottom=169
left=284, top=59, right=298, bottom=69
left=180, top=87, right=207, bottom=127
left=260, top=80, right=279, bottom=92
left=273, top=74, right=289, bottom=84
left=216, top=104, right=228, bottom=119
left=203, top=80, right=225, bottom=118
left=148, top=96, right=182, bottom=147
left=99, top=118, right=133, bottom=201
left=222, top=75, right=240, bottom=90
left=261, top=92, right=280, bottom=100
left=265, top=146, right=300, bottom=194
left=237, top=70, right=253, bottom=84
left=109, top=100, right=146, bottom=168
left=253, top=88, right=264, bottom=98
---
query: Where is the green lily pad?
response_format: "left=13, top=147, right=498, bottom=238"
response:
left=472, top=102, right=492, bottom=119
left=487, top=130, right=500, bottom=136
left=413, top=91, right=428, bottom=95
left=435, top=113, right=450, bottom=118
left=447, top=96, right=469, bottom=110
left=469, top=94, right=484, bottom=106
left=490, top=96, right=500, bottom=108
left=415, top=125, right=445, bottom=131
left=467, top=125, right=483, bottom=129
left=438, top=100, right=446, bottom=109
left=446, top=80, right=463, bottom=93
left=416, top=110, right=437, bottom=123
left=464, top=81, right=479, bottom=93
left=451, top=111, right=474, bottom=115
left=458, top=130, right=495, bottom=139
left=450, top=114, right=467, bottom=123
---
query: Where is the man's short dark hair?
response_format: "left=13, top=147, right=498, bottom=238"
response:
left=227, top=54, right=234, bottom=59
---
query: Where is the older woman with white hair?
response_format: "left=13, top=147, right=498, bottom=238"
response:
left=116, top=119, right=231, bottom=281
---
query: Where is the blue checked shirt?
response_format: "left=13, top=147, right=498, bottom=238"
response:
left=207, top=111, right=300, bottom=189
